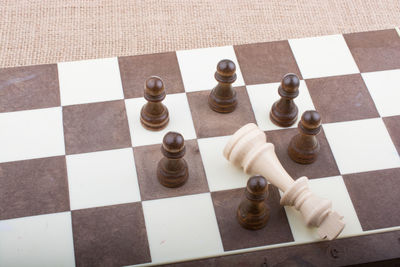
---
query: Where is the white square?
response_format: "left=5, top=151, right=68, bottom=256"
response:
left=246, top=80, right=315, bottom=131
left=396, top=27, right=400, bottom=37
left=283, top=176, right=363, bottom=243
left=66, top=148, right=141, bottom=210
left=198, top=136, right=249, bottom=191
left=362, top=69, right=400, bottom=117
left=0, top=107, right=65, bottom=163
left=323, top=118, right=400, bottom=174
left=142, top=193, right=223, bottom=263
left=0, top=212, right=75, bottom=267
left=289, top=34, right=359, bottom=79
left=177, top=46, right=245, bottom=92
left=58, top=57, right=124, bottom=106
left=125, top=93, right=196, bottom=147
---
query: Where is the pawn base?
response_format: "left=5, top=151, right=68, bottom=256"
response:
left=157, top=161, right=188, bottom=188
left=140, top=105, right=169, bottom=131
left=288, top=137, right=320, bottom=164
left=237, top=204, right=270, bottom=230
left=208, top=89, right=237, bottom=113
left=269, top=102, right=298, bottom=127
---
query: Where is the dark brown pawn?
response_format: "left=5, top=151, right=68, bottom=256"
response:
left=208, top=59, right=238, bottom=113
left=237, top=176, right=270, bottom=230
left=140, top=76, right=169, bottom=131
left=157, top=132, right=188, bottom=188
left=270, top=73, right=300, bottom=127
left=288, top=110, right=322, bottom=164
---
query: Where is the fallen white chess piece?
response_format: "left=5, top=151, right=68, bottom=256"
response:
left=224, top=123, right=345, bottom=240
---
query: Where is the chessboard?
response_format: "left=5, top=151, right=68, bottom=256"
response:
left=1, top=28, right=400, bottom=267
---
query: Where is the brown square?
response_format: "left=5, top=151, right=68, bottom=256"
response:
left=211, top=185, right=293, bottom=251
left=234, top=41, right=302, bottom=85
left=265, top=128, right=340, bottom=179
left=0, top=156, right=69, bottom=220
left=383, top=115, right=400, bottom=155
left=71, top=202, right=151, bottom=267
left=344, top=29, right=400, bottom=72
left=306, top=74, right=379, bottom=123
left=0, top=64, right=60, bottom=113
left=118, top=52, right=185, bottom=98
left=63, top=100, right=131, bottom=154
left=187, top=87, right=256, bottom=138
left=343, top=168, right=400, bottom=231
left=133, top=139, right=209, bottom=201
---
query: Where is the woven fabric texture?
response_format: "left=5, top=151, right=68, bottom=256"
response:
left=1, top=0, right=399, bottom=68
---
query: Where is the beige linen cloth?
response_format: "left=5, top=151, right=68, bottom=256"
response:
left=1, top=0, right=399, bottom=68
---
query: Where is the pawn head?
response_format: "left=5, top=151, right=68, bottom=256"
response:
left=281, top=73, right=300, bottom=93
left=247, top=176, right=268, bottom=195
left=145, top=76, right=164, bottom=96
left=163, top=131, right=185, bottom=153
left=217, top=59, right=236, bottom=77
left=301, top=110, right=321, bottom=129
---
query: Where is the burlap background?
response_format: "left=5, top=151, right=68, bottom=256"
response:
left=1, top=1, right=399, bottom=68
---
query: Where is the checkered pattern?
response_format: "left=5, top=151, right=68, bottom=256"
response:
left=1, top=28, right=400, bottom=267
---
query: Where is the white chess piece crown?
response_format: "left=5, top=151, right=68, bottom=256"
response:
left=224, top=123, right=345, bottom=240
